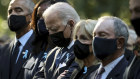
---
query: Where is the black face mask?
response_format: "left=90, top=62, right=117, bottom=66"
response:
left=130, top=18, right=140, bottom=36
left=37, top=19, right=49, bottom=36
left=74, top=40, right=91, bottom=59
left=50, top=31, right=71, bottom=47
left=92, top=37, right=117, bottom=60
left=8, top=15, right=28, bottom=31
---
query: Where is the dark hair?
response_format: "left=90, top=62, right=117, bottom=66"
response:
left=50, top=0, right=68, bottom=4
left=31, top=0, right=50, bottom=54
left=31, top=0, right=68, bottom=54
left=31, top=0, right=68, bottom=34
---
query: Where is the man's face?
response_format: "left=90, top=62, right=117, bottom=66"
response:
left=8, top=0, right=29, bottom=17
left=93, top=19, right=115, bottom=39
left=44, top=13, right=72, bottom=38
left=129, top=0, right=140, bottom=19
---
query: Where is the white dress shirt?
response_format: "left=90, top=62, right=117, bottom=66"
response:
left=13, top=29, right=33, bottom=63
left=99, top=55, right=124, bottom=79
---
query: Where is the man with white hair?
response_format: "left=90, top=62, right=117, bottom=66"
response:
left=0, top=0, right=35, bottom=79
left=33, top=2, right=80, bottom=79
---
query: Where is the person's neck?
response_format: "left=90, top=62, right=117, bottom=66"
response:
left=84, top=55, right=94, bottom=67
left=16, top=26, right=31, bottom=39
left=101, top=50, right=123, bottom=66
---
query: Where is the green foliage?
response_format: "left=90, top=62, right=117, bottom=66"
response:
left=0, top=0, right=131, bottom=39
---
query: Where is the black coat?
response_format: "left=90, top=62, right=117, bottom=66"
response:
left=88, top=57, right=128, bottom=79
left=0, top=33, right=35, bottom=79
left=23, top=51, right=45, bottom=79
left=124, top=48, right=134, bottom=65
left=23, top=47, right=52, bottom=79
left=70, top=65, right=99, bottom=79
left=33, top=46, right=79, bottom=79
left=45, top=46, right=79, bottom=79
left=123, top=56, right=140, bottom=79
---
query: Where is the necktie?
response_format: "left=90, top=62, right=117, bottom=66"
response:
left=55, top=47, right=68, bottom=66
left=95, top=67, right=105, bottom=79
left=10, top=40, right=21, bottom=68
left=10, top=40, right=21, bottom=78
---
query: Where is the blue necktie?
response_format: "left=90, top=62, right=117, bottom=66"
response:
left=55, top=47, right=68, bottom=67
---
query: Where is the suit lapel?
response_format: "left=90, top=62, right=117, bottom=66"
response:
left=88, top=69, right=98, bottom=79
left=107, top=57, right=128, bottom=79
left=11, top=33, right=35, bottom=79
left=59, top=46, right=74, bottom=65
left=3, top=40, right=15, bottom=79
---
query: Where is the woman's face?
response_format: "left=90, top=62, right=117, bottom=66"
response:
left=76, top=28, right=93, bottom=53
left=37, top=2, right=51, bottom=18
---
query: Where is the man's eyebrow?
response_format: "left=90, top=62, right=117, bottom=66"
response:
left=14, top=7, right=23, bottom=11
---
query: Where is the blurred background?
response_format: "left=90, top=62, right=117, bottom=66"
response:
left=0, top=0, right=130, bottom=43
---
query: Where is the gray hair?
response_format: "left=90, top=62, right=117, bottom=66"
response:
left=26, top=0, right=35, bottom=14
left=99, top=16, right=129, bottom=47
left=43, top=2, right=80, bottom=25
left=10, top=0, right=35, bottom=14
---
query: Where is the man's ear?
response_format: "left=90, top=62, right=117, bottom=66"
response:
left=26, top=14, right=32, bottom=22
left=117, top=37, right=125, bottom=49
left=68, top=19, right=75, bottom=30
left=29, top=14, right=32, bottom=22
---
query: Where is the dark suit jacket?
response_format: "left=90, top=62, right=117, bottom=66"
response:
left=70, top=65, right=99, bottom=79
left=88, top=57, right=128, bottom=79
left=124, top=48, right=134, bottom=65
left=0, top=32, right=35, bottom=79
left=33, top=46, right=79, bottom=79
left=33, top=47, right=60, bottom=79
left=23, top=47, right=52, bottom=79
left=45, top=46, right=79, bottom=79
left=23, top=52, right=45, bottom=79
left=123, top=55, right=140, bottom=79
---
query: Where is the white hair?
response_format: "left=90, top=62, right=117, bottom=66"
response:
left=127, top=29, right=137, bottom=49
left=43, top=2, right=80, bottom=25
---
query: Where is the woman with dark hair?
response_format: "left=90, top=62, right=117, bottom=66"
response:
left=31, top=0, right=53, bottom=54
left=23, top=0, right=67, bottom=79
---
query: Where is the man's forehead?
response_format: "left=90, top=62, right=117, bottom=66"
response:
left=45, top=12, right=60, bottom=23
left=10, top=0, right=26, bottom=4
left=95, top=19, right=114, bottom=31
left=9, top=0, right=26, bottom=8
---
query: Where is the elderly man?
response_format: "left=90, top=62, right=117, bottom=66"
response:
left=33, top=2, right=80, bottom=79
left=0, top=0, right=35, bottom=79
left=123, top=0, right=140, bottom=79
left=89, top=16, right=129, bottom=79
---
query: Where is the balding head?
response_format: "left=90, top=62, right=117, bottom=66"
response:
left=94, top=16, right=129, bottom=47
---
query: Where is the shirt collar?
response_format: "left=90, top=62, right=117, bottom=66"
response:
left=67, top=40, right=74, bottom=49
left=98, top=54, right=124, bottom=75
left=15, top=29, right=33, bottom=46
